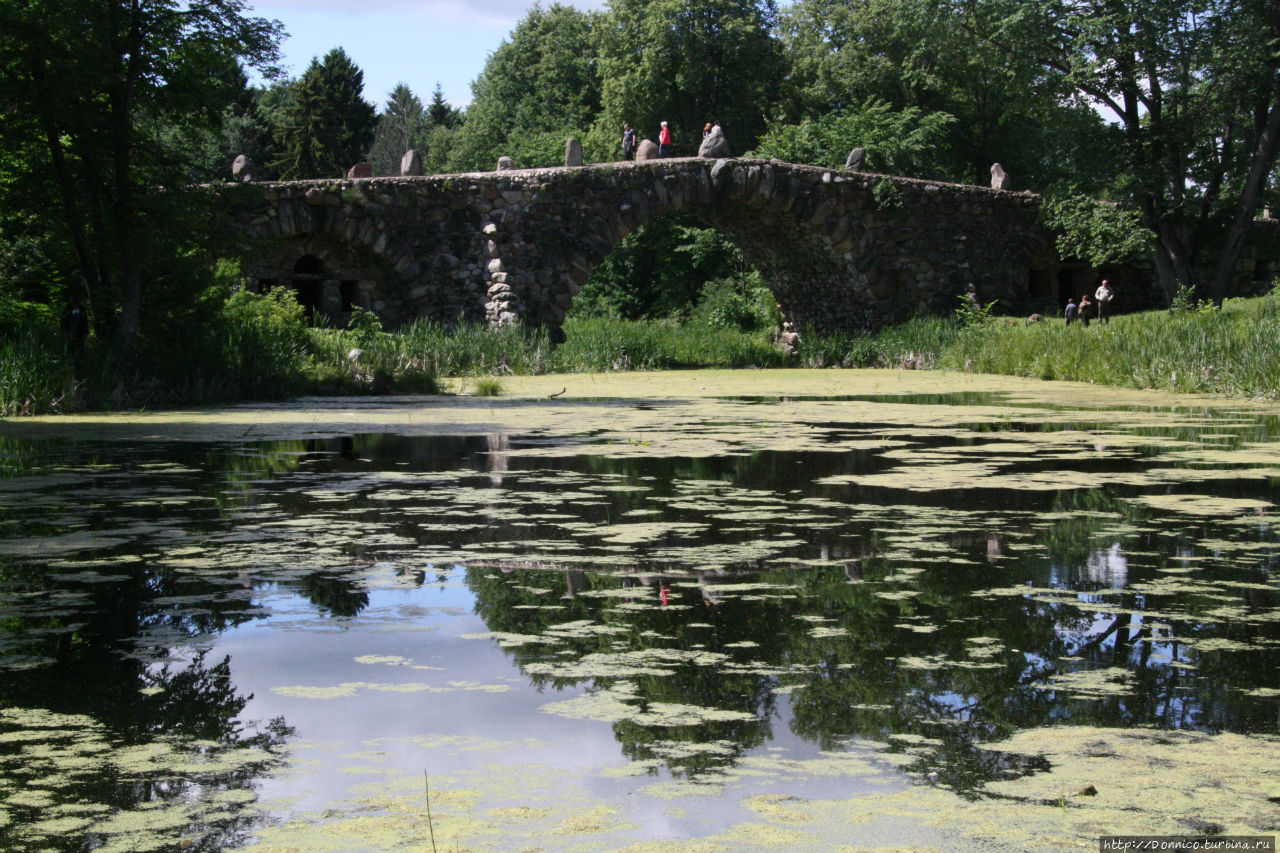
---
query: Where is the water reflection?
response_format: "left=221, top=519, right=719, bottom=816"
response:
left=0, top=392, right=1278, bottom=848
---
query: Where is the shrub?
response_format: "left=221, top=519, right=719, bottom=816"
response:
left=221, top=287, right=311, bottom=397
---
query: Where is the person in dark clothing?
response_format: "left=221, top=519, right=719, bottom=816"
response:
left=61, top=299, right=88, bottom=354
left=622, top=123, right=636, bottom=160
left=1064, top=296, right=1078, bottom=325
left=1078, top=294, right=1093, bottom=327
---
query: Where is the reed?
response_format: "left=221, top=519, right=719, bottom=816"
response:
left=5, top=292, right=1278, bottom=415
left=0, top=332, right=78, bottom=416
left=940, top=295, right=1280, bottom=398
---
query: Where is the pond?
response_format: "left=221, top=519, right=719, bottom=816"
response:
left=1, top=370, right=1278, bottom=851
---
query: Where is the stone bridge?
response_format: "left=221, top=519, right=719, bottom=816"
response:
left=214, top=158, right=1052, bottom=341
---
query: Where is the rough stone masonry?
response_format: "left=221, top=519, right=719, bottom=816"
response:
left=213, top=157, right=1051, bottom=343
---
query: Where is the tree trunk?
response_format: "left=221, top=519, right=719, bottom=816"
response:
left=1207, top=92, right=1280, bottom=304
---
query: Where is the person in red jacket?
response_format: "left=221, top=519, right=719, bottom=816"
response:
left=659, top=121, right=672, bottom=157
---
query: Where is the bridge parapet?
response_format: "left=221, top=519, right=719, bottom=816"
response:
left=214, top=158, right=1050, bottom=339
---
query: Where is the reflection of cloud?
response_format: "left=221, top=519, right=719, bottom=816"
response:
left=1084, top=543, right=1128, bottom=589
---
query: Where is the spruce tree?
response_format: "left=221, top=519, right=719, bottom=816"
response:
left=279, top=48, right=377, bottom=179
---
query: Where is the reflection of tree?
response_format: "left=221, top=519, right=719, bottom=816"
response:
left=0, top=514, right=292, bottom=849
left=467, top=566, right=784, bottom=777
left=300, top=571, right=370, bottom=617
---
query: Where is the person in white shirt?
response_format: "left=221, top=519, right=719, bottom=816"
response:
left=1094, top=279, right=1114, bottom=324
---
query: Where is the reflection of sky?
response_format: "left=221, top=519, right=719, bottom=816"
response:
left=1048, top=543, right=1129, bottom=590
left=218, top=566, right=909, bottom=840
left=1084, top=543, right=1128, bottom=589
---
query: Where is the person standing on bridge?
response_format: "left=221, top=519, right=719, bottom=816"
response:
left=622, top=123, right=636, bottom=160
left=659, top=121, right=672, bottom=157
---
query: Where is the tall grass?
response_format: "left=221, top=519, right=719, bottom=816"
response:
left=0, top=332, right=78, bottom=416
left=941, top=296, right=1280, bottom=398
left=6, top=290, right=1279, bottom=416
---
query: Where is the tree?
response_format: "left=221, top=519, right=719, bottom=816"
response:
left=369, top=83, right=430, bottom=176
left=450, top=4, right=602, bottom=171
left=427, top=84, right=463, bottom=130
left=0, top=0, right=282, bottom=344
left=955, top=0, right=1280, bottom=303
left=748, top=100, right=956, bottom=177
left=593, top=0, right=786, bottom=158
left=778, top=0, right=1114, bottom=187
left=278, top=48, right=377, bottom=179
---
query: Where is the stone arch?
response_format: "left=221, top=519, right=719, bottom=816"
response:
left=507, top=160, right=1047, bottom=341
left=242, top=236, right=401, bottom=327
left=509, top=160, right=902, bottom=341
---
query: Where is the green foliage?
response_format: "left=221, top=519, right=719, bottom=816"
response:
left=220, top=287, right=312, bottom=396
left=691, top=271, right=776, bottom=332
left=749, top=101, right=955, bottom=177
left=1042, top=194, right=1150, bottom=267
left=278, top=48, right=377, bottom=179
left=573, top=218, right=743, bottom=320
left=0, top=331, right=77, bottom=416
left=369, top=83, right=430, bottom=177
left=471, top=377, right=505, bottom=396
left=449, top=4, right=601, bottom=172
left=777, top=0, right=1108, bottom=185
left=796, top=316, right=957, bottom=368
left=347, top=306, right=385, bottom=348
left=428, top=84, right=463, bottom=130
left=940, top=296, right=1280, bottom=398
left=0, top=0, right=283, bottom=343
left=961, top=0, right=1280, bottom=302
left=592, top=0, right=785, bottom=158
left=871, top=179, right=902, bottom=210
left=954, top=294, right=998, bottom=329
left=1170, top=284, right=1202, bottom=313
left=554, top=318, right=786, bottom=370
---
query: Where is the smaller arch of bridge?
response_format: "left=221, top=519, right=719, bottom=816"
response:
left=222, top=181, right=491, bottom=328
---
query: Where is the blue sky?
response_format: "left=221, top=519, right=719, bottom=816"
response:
left=249, top=0, right=606, bottom=111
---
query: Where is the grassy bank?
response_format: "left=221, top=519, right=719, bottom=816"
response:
left=937, top=295, right=1280, bottom=397
left=3, top=290, right=1278, bottom=416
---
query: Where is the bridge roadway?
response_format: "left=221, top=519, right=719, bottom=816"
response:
left=215, top=157, right=1051, bottom=341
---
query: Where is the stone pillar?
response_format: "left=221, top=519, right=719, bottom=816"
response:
left=565, top=138, right=584, bottom=167
left=990, top=163, right=1010, bottom=190
left=400, top=149, right=423, bottom=176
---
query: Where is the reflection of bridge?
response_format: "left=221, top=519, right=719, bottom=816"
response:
left=215, top=158, right=1051, bottom=340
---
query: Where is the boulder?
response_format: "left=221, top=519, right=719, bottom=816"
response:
left=400, top=149, right=423, bottom=176
left=231, top=154, right=254, bottom=182
left=990, top=162, right=1010, bottom=190
left=496, top=156, right=515, bottom=171
left=635, top=139, right=659, bottom=161
left=698, top=125, right=731, bottom=158
left=565, top=137, right=584, bottom=167
left=347, top=162, right=373, bottom=179
left=845, top=147, right=866, bottom=172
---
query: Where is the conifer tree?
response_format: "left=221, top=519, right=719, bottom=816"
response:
left=279, top=48, right=377, bottom=179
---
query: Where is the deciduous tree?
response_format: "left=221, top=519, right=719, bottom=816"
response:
left=0, top=0, right=282, bottom=344
left=593, top=0, right=785, bottom=158
left=450, top=4, right=601, bottom=171
left=955, top=0, right=1280, bottom=303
